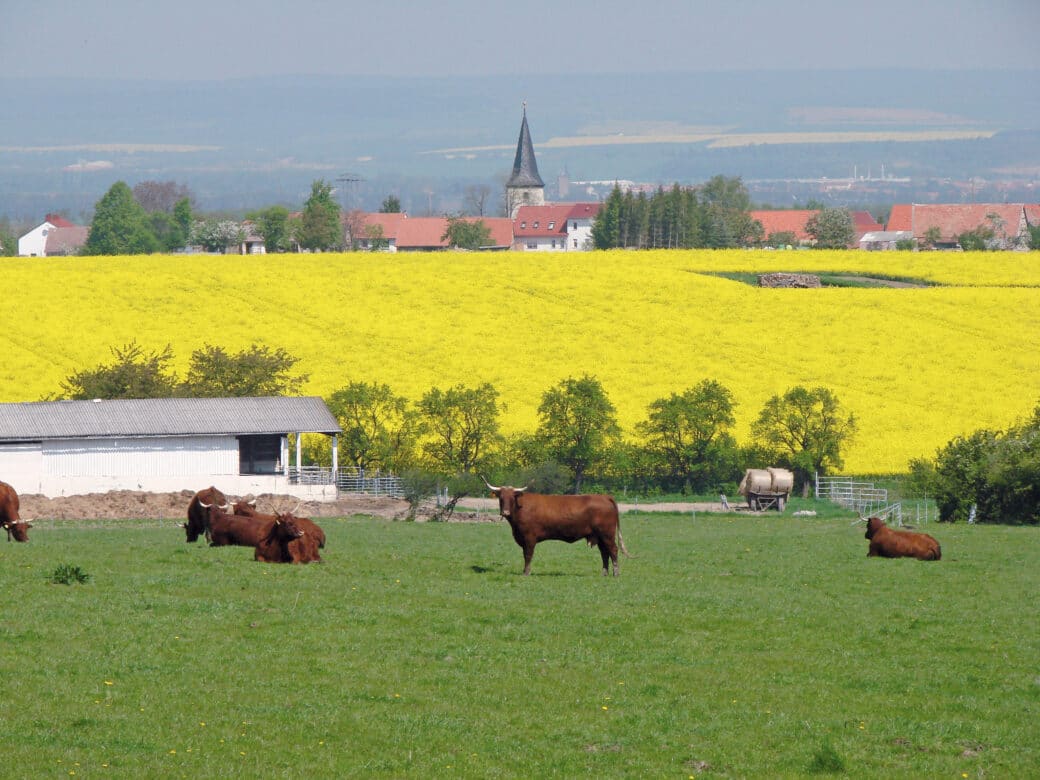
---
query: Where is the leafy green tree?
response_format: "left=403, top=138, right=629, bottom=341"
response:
left=296, top=179, right=342, bottom=251
left=417, top=382, right=502, bottom=476
left=637, top=379, right=738, bottom=494
left=765, top=230, right=797, bottom=249
left=380, top=195, right=402, bottom=213
left=145, top=211, right=188, bottom=252
left=58, top=340, right=178, bottom=399
left=248, top=205, right=293, bottom=252
left=0, top=218, right=17, bottom=256
left=325, top=381, right=418, bottom=472
left=958, top=225, right=995, bottom=251
left=441, top=216, right=492, bottom=250
left=180, top=343, right=307, bottom=397
left=922, top=225, right=942, bottom=249
left=1028, top=224, right=1040, bottom=250
left=536, top=375, right=621, bottom=492
left=753, top=386, right=857, bottom=495
left=700, top=175, right=757, bottom=247
left=191, top=219, right=246, bottom=253
left=84, top=181, right=160, bottom=255
left=806, top=208, right=855, bottom=249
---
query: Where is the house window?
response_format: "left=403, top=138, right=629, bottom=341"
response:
left=520, top=221, right=526, bottom=228
left=551, top=239, right=557, bottom=248
left=572, top=222, right=577, bottom=230
left=533, top=221, right=539, bottom=228
left=239, top=434, right=281, bottom=475
left=527, top=242, right=537, bottom=249
left=573, top=239, right=578, bottom=248
left=548, top=221, right=555, bottom=229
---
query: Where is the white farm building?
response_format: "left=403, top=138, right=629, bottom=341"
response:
left=0, top=397, right=342, bottom=500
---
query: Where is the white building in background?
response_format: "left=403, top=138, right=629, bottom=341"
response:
left=0, top=397, right=342, bottom=500
left=18, top=213, right=81, bottom=256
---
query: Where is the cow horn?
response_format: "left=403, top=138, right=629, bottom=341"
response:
left=514, top=486, right=528, bottom=494
left=199, top=499, right=212, bottom=508
left=480, top=475, right=501, bottom=492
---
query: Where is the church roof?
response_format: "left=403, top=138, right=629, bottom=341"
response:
left=506, top=106, right=544, bottom=188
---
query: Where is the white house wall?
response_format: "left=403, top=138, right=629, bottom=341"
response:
left=1, top=435, right=336, bottom=500
left=18, top=222, right=51, bottom=256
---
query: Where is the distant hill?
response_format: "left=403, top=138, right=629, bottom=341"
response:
left=2, top=69, right=1038, bottom=221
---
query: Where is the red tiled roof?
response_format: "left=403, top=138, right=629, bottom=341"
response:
left=44, top=226, right=89, bottom=255
left=566, top=202, right=601, bottom=220
left=513, top=204, right=574, bottom=237
left=886, top=204, right=913, bottom=231
left=749, top=210, right=815, bottom=241
left=354, top=213, right=512, bottom=249
left=886, top=203, right=1035, bottom=242
left=44, top=213, right=75, bottom=228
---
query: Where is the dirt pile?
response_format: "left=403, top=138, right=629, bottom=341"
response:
left=18, top=490, right=409, bottom=521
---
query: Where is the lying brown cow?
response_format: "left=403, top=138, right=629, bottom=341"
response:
left=184, top=486, right=229, bottom=543
left=255, top=513, right=313, bottom=564
left=483, top=477, right=630, bottom=576
left=233, top=499, right=326, bottom=551
left=1, top=480, right=31, bottom=542
left=865, top=516, right=942, bottom=561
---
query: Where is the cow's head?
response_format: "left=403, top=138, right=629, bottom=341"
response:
left=3, top=519, right=32, bottom=542
left=864, top=516, right=885, bottom=539
left=272, top=513, right=305, bottom=540
left=232, top=498, right=259, bottom=517
left=185, top=487, right=229, bottom=542
left=481, top=477, right=527, bottom=521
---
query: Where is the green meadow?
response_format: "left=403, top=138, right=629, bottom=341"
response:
left=2, top=512, right=1037, bottom=778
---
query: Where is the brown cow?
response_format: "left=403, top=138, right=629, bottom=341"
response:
left=865, top=516, right=942, bottom=561
left=209, top=509, right=268, bottom=547
left=184, top=486, right=230, bottom=543
left=482, top=477, right=630, bottom=576
left=255, top=513, right=309, bottom=564
left=233, top=499, right=326, bottom=550
left=1, top=481, right=32, bottom=542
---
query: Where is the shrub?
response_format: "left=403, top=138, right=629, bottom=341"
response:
left=50, top=564, right=91, bottom=585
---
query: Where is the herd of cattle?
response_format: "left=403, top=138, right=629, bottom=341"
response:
left=2, top=478, right=942, bottom=569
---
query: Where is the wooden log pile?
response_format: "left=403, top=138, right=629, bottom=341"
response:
left=758, top=272, right=821, bottom=288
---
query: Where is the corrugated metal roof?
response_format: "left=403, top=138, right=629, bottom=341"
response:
left=0, top=397, right=341, bottom=441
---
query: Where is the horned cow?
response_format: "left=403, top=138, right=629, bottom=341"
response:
left=482, top=477, right=630, bottom=576
left=865, top=516, right=942, bottom=561
left=1, top=480, right=31, bottom=542
left=184, top=486, right=230, bottom=543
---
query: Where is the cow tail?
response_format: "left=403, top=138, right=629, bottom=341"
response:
left=612, top=498, right=633, bottom=558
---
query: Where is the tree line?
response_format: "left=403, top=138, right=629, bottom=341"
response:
left=591, top=176, right=857, bottom=249
left=50, top=343, right=859, bottom=501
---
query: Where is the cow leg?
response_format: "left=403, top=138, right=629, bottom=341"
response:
left=597, top=535, right=619, bottom=577
left=522, top=543, right=535, bottom=576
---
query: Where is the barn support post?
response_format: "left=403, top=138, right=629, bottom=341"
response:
left=296, top=433, right=302, bottom=474
left=331, top=434, right=339, bottom=478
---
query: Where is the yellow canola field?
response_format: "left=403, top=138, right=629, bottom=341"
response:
left=1, top=249, right=1038, bottom=474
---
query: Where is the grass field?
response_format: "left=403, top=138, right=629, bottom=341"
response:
left=2, top=510, right=1038, bottom=777
left=2, top=249, right=1039, bottom=474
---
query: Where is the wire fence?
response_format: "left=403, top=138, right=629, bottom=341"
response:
left=290, top=466, right=404, bottom=498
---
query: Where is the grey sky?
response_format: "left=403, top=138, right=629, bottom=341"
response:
left=3, top=0, right=1038, bottom=80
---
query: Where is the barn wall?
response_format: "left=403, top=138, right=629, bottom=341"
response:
left=1, top=435, right=337, bottom=501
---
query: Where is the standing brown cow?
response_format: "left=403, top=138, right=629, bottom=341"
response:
left=482, top=477, right=630, bottom=576
left=865, top=516, right=942, bottom=561
left=184, top=486, right=230, bottom=543
left=1, top=480, right=32, bottom=542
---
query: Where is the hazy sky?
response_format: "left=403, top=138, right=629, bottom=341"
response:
left=3, top=0, right=1038, bottom=80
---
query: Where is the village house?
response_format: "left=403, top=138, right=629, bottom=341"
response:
left=512, top=202, right=601, bottom=251
left=349, top=213, right=514, bottom=251
left=749, top=209, right=880, bottom=247
left=886, top=203, right=1040, bottom=249
left=18, top=213, right=89, bottom=256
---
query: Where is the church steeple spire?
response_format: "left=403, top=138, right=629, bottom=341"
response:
left=505, top=102, right=545, bottom=218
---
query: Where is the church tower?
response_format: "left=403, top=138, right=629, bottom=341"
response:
left=505, top=103, right=545, bottom=218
